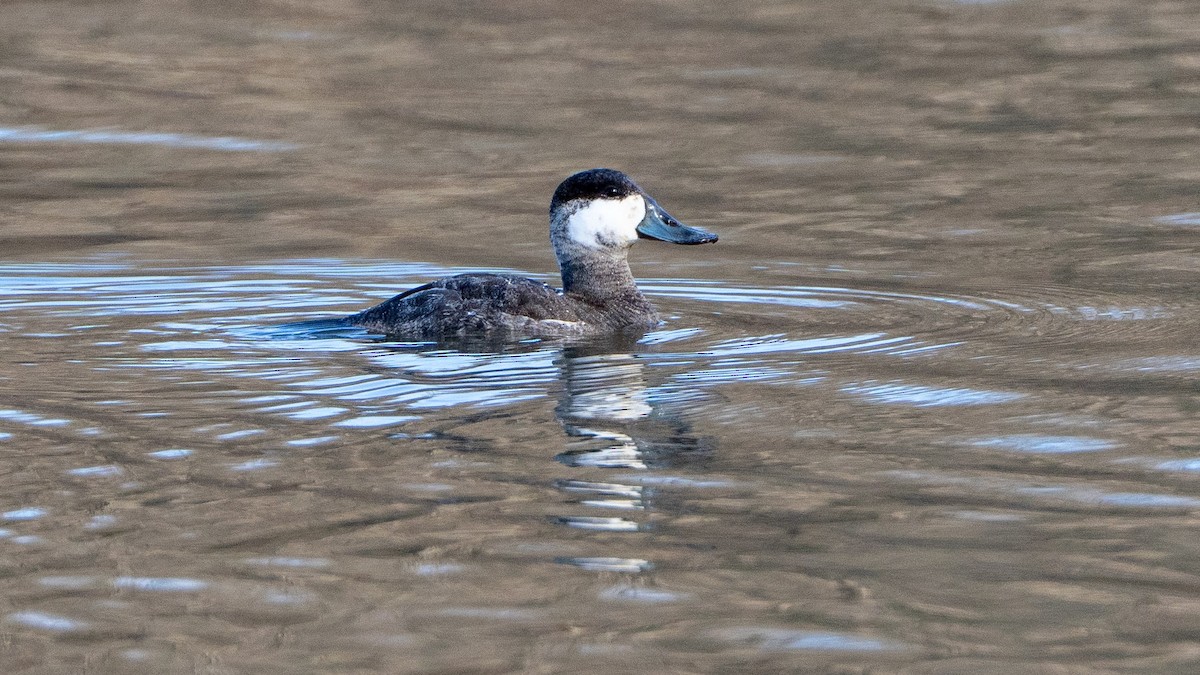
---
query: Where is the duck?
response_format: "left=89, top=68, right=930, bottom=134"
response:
left=347, top=168, right=717, bottom=338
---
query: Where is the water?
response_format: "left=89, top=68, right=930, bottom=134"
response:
left=2, top=1, right=1200, bottom=671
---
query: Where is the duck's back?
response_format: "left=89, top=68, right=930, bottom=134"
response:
left=348, top=273, right=589, bottom=337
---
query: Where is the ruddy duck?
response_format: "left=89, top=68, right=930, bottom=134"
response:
left=348, top=168, right=718, bottom=337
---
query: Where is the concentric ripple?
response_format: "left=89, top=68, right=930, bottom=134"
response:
left=2, top=260, right=1193, bottom=414
left=9, top=260, right=1091, bottom=506
left=645, top=279, right=1186, bottom=360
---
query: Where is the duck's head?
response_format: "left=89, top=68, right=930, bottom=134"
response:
left=549, top=168, right=718, bottom=255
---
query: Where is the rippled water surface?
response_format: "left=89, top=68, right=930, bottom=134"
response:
left=3, top=1, right=1200, bottom=672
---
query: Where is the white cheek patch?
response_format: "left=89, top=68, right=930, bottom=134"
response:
left=566, top=195, right=646, bottom=249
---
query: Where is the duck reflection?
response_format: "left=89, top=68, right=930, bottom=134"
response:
left=551, top=338, right=715, bottom=523
left=554, top=338, right=714, bottom=470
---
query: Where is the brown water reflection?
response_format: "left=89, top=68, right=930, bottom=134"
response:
left=3, top=0, right=1200, bottom=671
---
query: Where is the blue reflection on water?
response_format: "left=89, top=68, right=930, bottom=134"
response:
left=556, top=516, right=640, bottom=532
left=3, top=507, right=47, bottom=521
left=7, top=610, right=87, bottom=633
left=844, top=380, right=1023, bottom=407
left=1090, top=493, right=1200, bottom=508
left=0, top=126, right=298, bottom=152
left=704, top=333, right=913, bottom=357
left=332, top=415, right=418, bottom=428
left=558, top=557, right=653, bottom=572
left=1068, top=305, right=1167, bottom=321
left=1155, top=212, right=1200, bottom=227
left=287, top=436, right=340, bottom=446
left=1115, top=356, right=1200, bottom=373
left=613, top=475, right=733, bottom=488
left=229, top=459, right=279, bottom=472
left=112, top=577, right=209, bottom=592
left=85, top=515, right=118, bottom=531
left=411, top=562, right=465, bottom=576
left=599, top=586, right=688, bottom=603
left=148, top=449, right=193, bottom=459
left=0, top=409, right=71, bottom=427
left=970, top=435, right=1117, bottom=454
left=1155, top=459, right=1200, bottom=473
left=714, top=627, right=904, bottom=652
left=66, top=465, right=124, bottom=478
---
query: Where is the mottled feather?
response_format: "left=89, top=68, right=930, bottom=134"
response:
left=349, top=273, right=590, bottom=337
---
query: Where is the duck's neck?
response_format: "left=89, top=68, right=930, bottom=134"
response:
left=557, top=250, right=643, bottom=305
